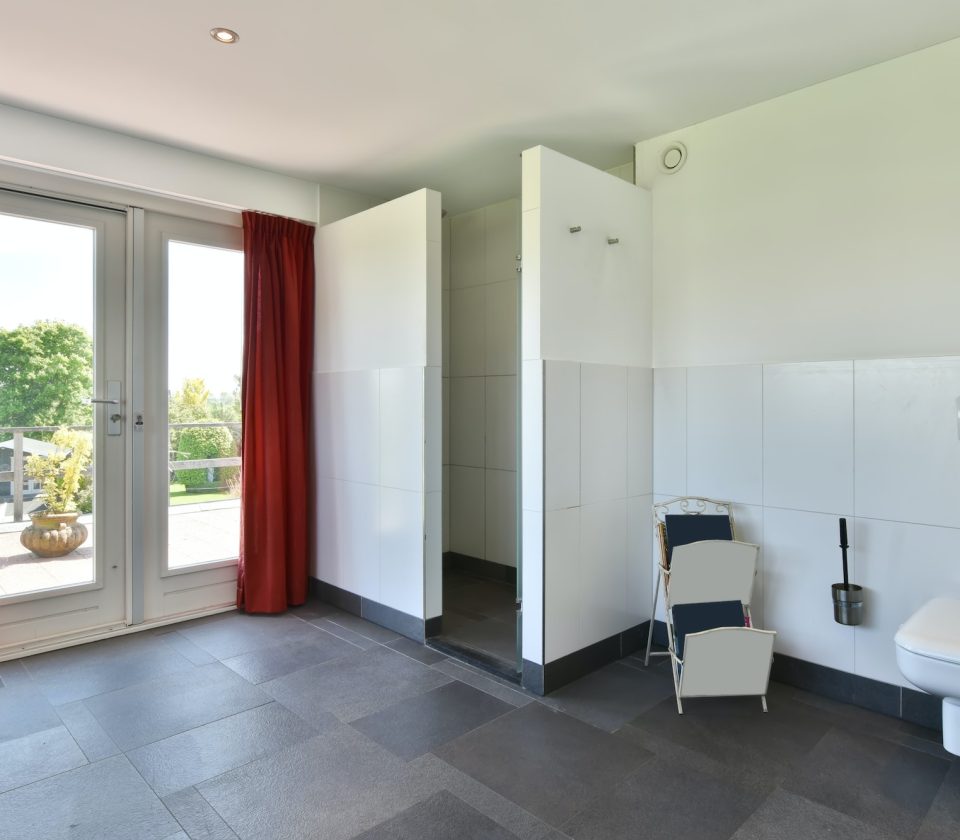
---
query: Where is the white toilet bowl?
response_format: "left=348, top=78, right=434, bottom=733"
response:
left=895, top=597, right=960, bottom=756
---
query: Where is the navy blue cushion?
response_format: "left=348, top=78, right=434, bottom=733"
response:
left=672, top=600, right=745, bottom=659
left=664, top=514, right=733, bottom=565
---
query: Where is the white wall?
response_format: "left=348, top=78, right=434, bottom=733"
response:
left=636, top=37, right=960, bottom=369
left=522, top=146, right=653, bottom=666
left=639, top=39, right=960, bottom=690
left=653, top=358, right=960, bottom=688
left=445, top=198, right=520, bottom=568
left=0, top=102, right=377, bottom=223
left=313, top=189, right=442, bottom=622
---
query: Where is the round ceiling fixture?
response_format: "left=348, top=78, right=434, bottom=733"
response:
left=659, top=141, right=687, bottom=174
left=210, top=27, right=239, bottom=45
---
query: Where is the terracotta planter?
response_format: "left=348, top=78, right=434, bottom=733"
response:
left=20, top=511, right=88, bottom=558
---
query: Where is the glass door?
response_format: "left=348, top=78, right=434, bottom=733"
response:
left=141, top=213, right=243, bottom=621
left=0, top=190, right=127, bottom=653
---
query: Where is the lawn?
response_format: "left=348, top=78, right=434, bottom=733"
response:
left=168, top=482, right=236, bottom=506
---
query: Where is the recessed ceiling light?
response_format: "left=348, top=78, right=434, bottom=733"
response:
left=210, top=27, right=239, bottom=45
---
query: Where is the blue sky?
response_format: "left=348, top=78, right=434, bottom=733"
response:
left=0, top=213, right=242, bottom=396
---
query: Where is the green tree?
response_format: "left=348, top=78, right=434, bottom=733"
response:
left=169, top=378, right=210, bottom=423
left=0, top=321, right=93, bottom=427
left=175, top=425, right=237, bottom=488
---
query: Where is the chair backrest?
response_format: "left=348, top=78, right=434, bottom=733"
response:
left=668, top=540, right=759, bottom=606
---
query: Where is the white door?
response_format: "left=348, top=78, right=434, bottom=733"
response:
left=140, top=212, right=243, bottom=622
left=0, top=190, right=127, bottom=653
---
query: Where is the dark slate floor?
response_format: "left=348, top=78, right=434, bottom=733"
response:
left=439, top=570, right=518, bottom=668
left=0, top=600, right=958, bottom=840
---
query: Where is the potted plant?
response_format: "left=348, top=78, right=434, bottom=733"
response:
left=19, top=428, right=92, bottom=558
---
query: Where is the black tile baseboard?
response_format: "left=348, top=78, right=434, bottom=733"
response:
left=308, top=578, right=425, bottom=642
left=443, top=552, right=517, bottom=586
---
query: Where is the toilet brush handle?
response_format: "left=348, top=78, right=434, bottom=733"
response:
left=839, top=518, right=849, bottom=588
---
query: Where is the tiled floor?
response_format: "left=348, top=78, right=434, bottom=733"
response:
left=439, top=570, right=518, bottom=668
left=0, top=602, right=957, bottom=840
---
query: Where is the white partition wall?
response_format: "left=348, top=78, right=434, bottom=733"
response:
left=313, top=189, right=442, bottom=637
left=521, top=147, right=652, bottom=691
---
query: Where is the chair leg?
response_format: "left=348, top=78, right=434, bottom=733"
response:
left=644, top=575, right=661, bottom=666
left=761, top=695, right=768, bottom=713
left=676, top=693, right=684, bottom=715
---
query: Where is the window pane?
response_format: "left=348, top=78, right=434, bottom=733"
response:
left=167, top=241, right=242, bottom=570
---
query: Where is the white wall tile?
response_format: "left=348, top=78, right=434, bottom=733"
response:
left=653, top=367, right=686, bottom=497
left=424, top=366, right=441, bottom=494
left=628, top=367, right=653, bottom=497
left=580, top=364, right=627, bottom=506
left=426, top=239, right=442, bottom=368
left=544, top=361, right=580, bottom=511
left=425, top=491, right=442, bottom=619
left=314, top=370, right=379, bottom=485
left=520, top=208, right=541, bottom=362
left=544, top=507, right=581, bottom=662
left=485, top=278, right=519, bottom=376
left=521, top=359, right=544, bottom=512
left=627, top=495, right=654, bottom=626
left=442, top=465, right=450, bottom=554
left=764, top=362, right=853, bottom=514
left=730, top=502, right=764, bottom=627
left=521, top=507, right=544, bottom=664
left=379, top=487, right=425, bottom=617
left=686, top=365, right=762, bottom=505
left=450, top=285, right=486, bottom=377
left=763, top=508, right=855, bottom=672
left=442, top=377, right=450, bottom=466
left=855, top=357, right=960, bottom=529
left=486, top=375, right=517, bottom=471
left=449, top=377, right=485, bottom=468
left=450, top=465, right=485, bottom=558
left=315, top=479, right=379, bottom=601
left=485, top=469, right=517, bottom=568
left=580, top=499, right=628, bottom=644
left=485, top=199, right=520, bottom=286
left=450, top=208, right=485, bottom=289
left=380, top=367, right=424, bottom=492
left=442, top=288, right=451, bottom=377
left=441, top=216, right=451, bottom=290
left=855, top=517, right=960, bottom=686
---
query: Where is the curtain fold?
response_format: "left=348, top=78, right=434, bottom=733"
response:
left=237, top=211, right=315, bottom=613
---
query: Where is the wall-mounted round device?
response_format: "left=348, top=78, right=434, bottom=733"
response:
left=659, top=141, right=687, bottom=174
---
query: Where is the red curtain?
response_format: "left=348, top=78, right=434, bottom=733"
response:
left=237, top=211, right=315, bottom=613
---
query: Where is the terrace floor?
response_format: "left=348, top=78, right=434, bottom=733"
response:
left=0, top=501, right=239, bottom=597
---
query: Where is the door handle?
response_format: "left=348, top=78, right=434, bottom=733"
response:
left=91, top=381, right=123, bottom=435
left=90, top=398, right=120, bottom=405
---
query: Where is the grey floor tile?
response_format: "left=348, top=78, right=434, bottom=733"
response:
left=328, top=612, right=402, bottom=644
left=161, top=832, right=189, bottom=840
left=0, top=659, right=32, bottom=687
left=351, top=681, right=512, bottom=760
left=915, top=761, right=960, bottom=840
left=310, top=618, right=381, bottom=649
left=83, top=662, right=271, bottom=750
left=56, top=699, right=120, bottom=761
left=561, top=755, right=766, bottom=840
left=730, top=788, right=900, bottom=840
left=432, top=659, right=533, bottom=707
left=0, top=725, right=87, bottom=793
left=626, top=690, right=833, bottom=783
left=0, top=679, right=61, bottom=743
left=176, top=611, right=333, bottom=660
left=22, top=634, right=195, bottom=705
left=196, top=725, right=439, bottom=840
left=288, top=599, right=342, bottom=621
left=157, top=629, right=219, bottom=665
left=351, top=789, right=520, bottom=839
left=0, top=754, right=180, bottom=840
left=409, top=752, right=571, bottom=840
left=540, top=661, right=676, bottom=732
left=442, top=612, right=517, bottom=664
left=387, top=636, right=447, bottom=665
left=782, top=727, right=950, bottom=838
left=221, top=629, right=360, bottom=684
left=435, top=702, right=652, bottom=827
left=262, top=645, right=451, bottom=724
left=128, top=701, right=318, bottom=797
left=162, top=787, right=239, bottom=840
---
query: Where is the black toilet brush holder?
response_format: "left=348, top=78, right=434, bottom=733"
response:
left=832, top=518, right=864, bottom=626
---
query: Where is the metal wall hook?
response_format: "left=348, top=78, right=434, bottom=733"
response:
left=569, top=225, right=582, bottom=233
left=607, top=237, right=620, bottom=245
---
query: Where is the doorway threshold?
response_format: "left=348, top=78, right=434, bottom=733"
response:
left=427, top=636, right=521, bottom=685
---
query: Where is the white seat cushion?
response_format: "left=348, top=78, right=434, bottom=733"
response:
left=896, top=598, right=960, bottom=663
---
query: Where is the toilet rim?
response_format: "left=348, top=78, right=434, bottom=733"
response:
left=895, top=638, right=960, bottom=666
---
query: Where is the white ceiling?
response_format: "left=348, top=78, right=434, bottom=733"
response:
left=4, top=1, right=960, bottom=212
